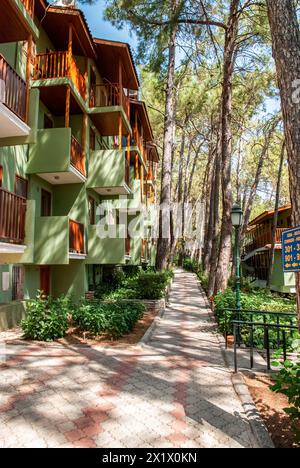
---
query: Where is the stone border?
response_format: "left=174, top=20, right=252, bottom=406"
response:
left=195, top=276, right=274, bottom=449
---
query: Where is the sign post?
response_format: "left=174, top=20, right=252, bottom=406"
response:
left=281, top=226, right=300, bottom=273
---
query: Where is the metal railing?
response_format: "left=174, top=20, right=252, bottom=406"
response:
left=0, top=188, right=27, bottom=245
left=222, top=308, right=298, bottom=372
left=0, top=54, right=27, bottom=122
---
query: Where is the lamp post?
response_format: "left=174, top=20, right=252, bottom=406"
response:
left=231, top=204, right=243, bottom=321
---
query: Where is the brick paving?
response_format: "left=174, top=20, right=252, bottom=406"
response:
left=0, top=270, right=259, bottom=448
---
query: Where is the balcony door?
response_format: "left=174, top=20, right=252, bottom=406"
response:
left=15, top=176, right=28, bottom=198
left=41, top=189, right=52, bottom=217
left=12, top=266, right=24, bottom=301
left=40, top=267, right=51, bottom=298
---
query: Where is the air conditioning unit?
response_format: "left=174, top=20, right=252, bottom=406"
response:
left=52, top=0, right=77, bottom=8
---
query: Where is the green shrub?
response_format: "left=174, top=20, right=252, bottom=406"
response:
left=271, top=336, right=300, bottom=440
left=183, top=257, right=201, bottom=273
left=134, top=271, right=170, bottom=300
left=198, top=272, right=209, bottom=293
left=73, top=301, right=145, bottom=338
left=21, top=293, right=70, bottom=342
left=95, top=269, right=173, bottom=301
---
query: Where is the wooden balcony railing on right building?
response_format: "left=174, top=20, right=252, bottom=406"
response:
left=70, top=135, right=85, bottom=176
left=20, top=0, right=35, bottom=16
left=243, top=227, right=287, bottom=255
left=0, top=188, right=27, bottom=245
left=33, top=51, right=87, bottom=100
left=89, top=83, right=130, bottom=119
left=69, top=220, right=85, bottom=254
left=0, top=54, right=27, bottom=122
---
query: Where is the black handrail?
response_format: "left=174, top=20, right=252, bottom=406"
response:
left=232, top=320, right=298, bottom=372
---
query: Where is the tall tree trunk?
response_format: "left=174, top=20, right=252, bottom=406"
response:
left=214, top=0, right=240, bottom=294
left=202, top=147, right=217, bottom=273
left=207, top=126, right=222, bottom=297
left=156, top=22, right=177, bottom=271
left=267, top=141, right=286, bottom=289
left=267, top=0, right=300, bottom=327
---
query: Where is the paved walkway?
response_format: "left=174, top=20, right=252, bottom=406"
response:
left=0, top=270, right=259, bottom=448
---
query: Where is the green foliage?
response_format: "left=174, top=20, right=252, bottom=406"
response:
left=183, top=257, right=201, bottom=273
left=96, top=267, right=173, bottom=301
left=270, top=337, right=300, bottom=440
left=134, top=271, right=171, bottom=300
left=73, top=301, right=145, bottom=339
left=21, top=293, right=70, bottom=342
left=198, top=273, right=209, bottom=293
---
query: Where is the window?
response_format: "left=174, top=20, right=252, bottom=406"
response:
left=15, top=176, right=28, bottom=198
left=88, top=197, right=95, bottom=225
left=0, top=165, right=3, bottom=187
left=90, top=127, right=96, bottom=151
left=41, top=189, right=52, bottom=217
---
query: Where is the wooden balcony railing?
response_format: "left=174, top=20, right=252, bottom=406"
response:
left=244, top=227, right=287, bottom=255
left=20, top=0, right=35, bottom=17
left=0, top=188, right=27, bottom=245
left=70, top=135, right=85, bottom=176
left=69, top=220, right=85, bottom=254
left=33, top=51, right=87, bottom=100
left=125, top=237, right=131, bottom=256
left=89, top=83, right=130, bottom=119
left=0, top=54, right=27, bottom=122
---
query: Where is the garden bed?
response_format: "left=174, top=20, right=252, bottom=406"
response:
left=243, top=371, right=300, bottom=449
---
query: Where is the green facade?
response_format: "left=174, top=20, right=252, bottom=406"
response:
left=0, top=3, right=157, bottom=329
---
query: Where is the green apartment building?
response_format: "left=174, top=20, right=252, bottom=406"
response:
left=0, top=0, right=159, bottom=328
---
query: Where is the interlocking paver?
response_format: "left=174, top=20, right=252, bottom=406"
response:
left=0, top=270, right=260, bottom=448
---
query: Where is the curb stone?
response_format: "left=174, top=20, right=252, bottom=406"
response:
left=137, top=277, right=174, bottom=348
left=195, top=276, right=274, bottom=449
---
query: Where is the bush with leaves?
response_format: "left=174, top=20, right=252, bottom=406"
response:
left=73, top=301, right=145, bottom=338
left=21, top=293, right=70, bottom=342
left=134, top=271, right=171, bottom=300
left=270, top=336, right=300, bottom=441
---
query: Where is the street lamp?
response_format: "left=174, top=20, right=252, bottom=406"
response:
left=231, top=203, right=243, bottom=317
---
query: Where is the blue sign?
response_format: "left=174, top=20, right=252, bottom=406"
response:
left=282, top=226, right=300, bottom=273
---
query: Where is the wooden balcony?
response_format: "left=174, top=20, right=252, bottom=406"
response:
left=0, top=188, right=27, bottom=245
left=89, top=83, right=130, bottom=118
left=70, top=135, right=85, bottom=176
left=21, top=0, right=35, bottom=16
left=131, top=127, right=147, bottom=162
left=0, top=54, right=27, bottom=123
left=244, top=227, right=287, bottom=256
left=69, top=220, right=85, bottom=255
left=33, top=51, right=87, bottom=101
